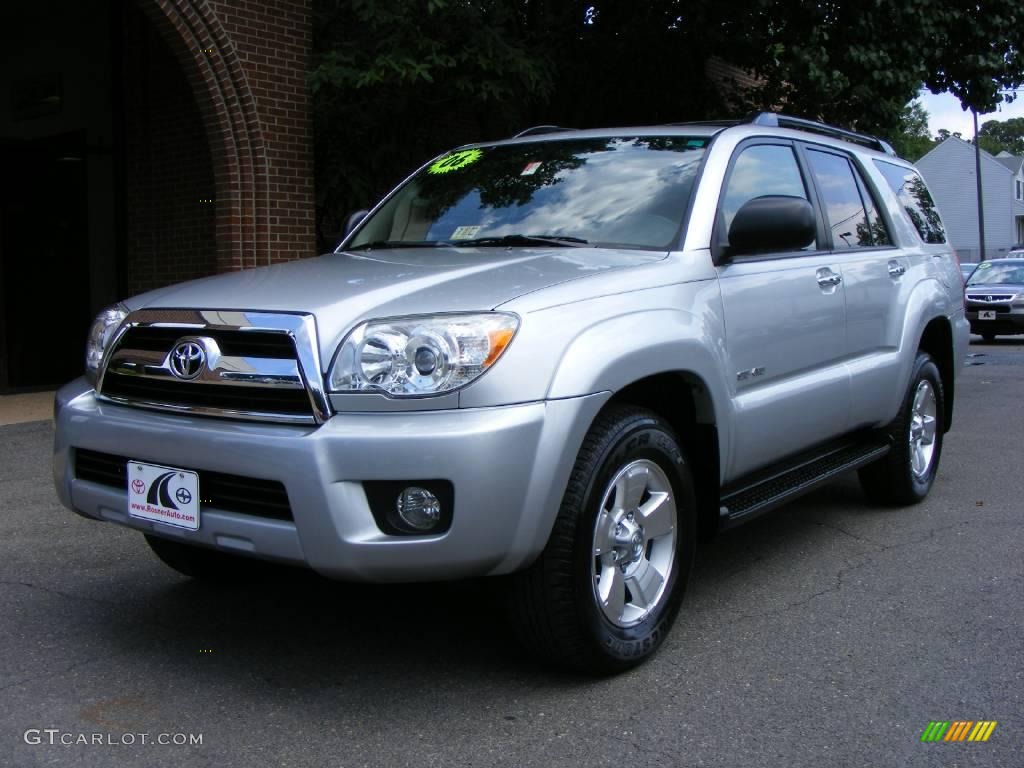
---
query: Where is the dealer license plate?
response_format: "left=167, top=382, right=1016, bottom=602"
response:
left=978, top=310, right=997, bottom=320
left=127, top=461, right=200, bottom=531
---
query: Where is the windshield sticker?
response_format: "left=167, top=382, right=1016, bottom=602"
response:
left=451, top=226, right=482, bottom=240
left=977, top=262, right=991, bottom=269
left=521, top=161, right=543, bottom=176
left=686, top=139, right=706, bottom=147
left=428, top=149, right=483, bottom=175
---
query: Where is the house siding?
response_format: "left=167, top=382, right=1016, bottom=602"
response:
left=916, top=137, right=1017, bottom=261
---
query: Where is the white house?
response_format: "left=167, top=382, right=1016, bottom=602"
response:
left=915, top=137, right=1024, bottom=261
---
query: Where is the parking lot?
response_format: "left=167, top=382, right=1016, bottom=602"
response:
left=2, top=339, right=1022, bottom=768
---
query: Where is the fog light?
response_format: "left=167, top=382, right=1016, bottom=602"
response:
left=396, top=487, right=442, bottom=530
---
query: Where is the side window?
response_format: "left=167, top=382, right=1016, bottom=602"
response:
left=806, top=149, right=891, bottom=248
left=874, top=161, right=947, bottom=244
left=721, top=144, right=812, bottom=249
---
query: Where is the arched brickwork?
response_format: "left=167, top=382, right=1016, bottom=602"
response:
left=135, top=0, right=314, bottom=273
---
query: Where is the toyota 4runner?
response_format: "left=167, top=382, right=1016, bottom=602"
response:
left=54, top=113, right=969, bottom=673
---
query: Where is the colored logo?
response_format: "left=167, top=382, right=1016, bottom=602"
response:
left=169, top=340, right=206, bottom=380
left=920, top=721, right=997, bottom=742
left=428, top=149, right=483, bottom=175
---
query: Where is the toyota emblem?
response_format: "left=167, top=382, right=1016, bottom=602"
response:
left=169, top=340, right=207, bottom=380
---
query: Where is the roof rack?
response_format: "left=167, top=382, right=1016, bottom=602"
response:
left=511, top=125, right=576, bottom=139
left=745, top=112, right=897, bottom=156
left=667, top=120, right=741, bottom=128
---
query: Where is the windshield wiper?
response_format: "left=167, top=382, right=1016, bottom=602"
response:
left=454, top=234, right=589, bottom=248
left=345, top=240, right=453, bottom=251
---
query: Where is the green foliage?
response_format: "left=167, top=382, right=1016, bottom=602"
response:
left=309, top=0, right=550, bottom=246
left=716, top=1, right=1024, bottom=134
left=977, top=117, right=1024, bottom=156
left=309, top=0, right=1024, bottom=248
left=890, top=101, right=935, bottom=160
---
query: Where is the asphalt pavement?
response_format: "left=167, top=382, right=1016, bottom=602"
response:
left=2, top=340, right=1022, bottom=767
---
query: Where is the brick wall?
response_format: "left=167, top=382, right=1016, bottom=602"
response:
left=124, top=2, right=217, bottom=295
left=210, top=0, right=315, bottom=265
left=125, top=0, right=315, bottom=294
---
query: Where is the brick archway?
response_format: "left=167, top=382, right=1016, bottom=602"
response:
left=136, top=0, right=314, bottom=272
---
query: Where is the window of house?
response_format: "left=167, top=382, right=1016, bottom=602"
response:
left=1017, top=179, right=1022, bottom=201
left=874, top=161, right=947, bottom=244
left=807, top=149, right=891, bottom=248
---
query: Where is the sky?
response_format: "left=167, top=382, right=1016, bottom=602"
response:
left=917, top=89, right=1024, bottom=139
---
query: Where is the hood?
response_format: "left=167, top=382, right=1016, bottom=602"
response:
left=965, top=282, right=1024, bottom=296
left=126, top=246, right=664, bottom=366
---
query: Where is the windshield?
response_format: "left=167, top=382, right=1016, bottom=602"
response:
left=967, top=262, right=1024, bottom=286
left=346, top=136, right=708, bottom=251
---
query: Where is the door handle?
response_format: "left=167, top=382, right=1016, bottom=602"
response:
left=888, top=260, right=906, bottom=278
left=816, top=268, right=842, bottom=288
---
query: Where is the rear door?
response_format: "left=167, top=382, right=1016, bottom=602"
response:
left=715, top=141, right=851, bottom=480
left=802, top=146, right=904, bottom=429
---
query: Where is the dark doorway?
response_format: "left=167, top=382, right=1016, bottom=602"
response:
left=0, top=132, right=92, bottom=388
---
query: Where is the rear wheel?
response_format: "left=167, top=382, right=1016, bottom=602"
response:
left=510, top=406, right=696, bottom=674
left=859, top=352, right=944, bottom=505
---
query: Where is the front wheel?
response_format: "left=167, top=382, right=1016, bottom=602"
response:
left=859, top=352, right=944, bottom=505
left=509, top=406, right=696, bottom=674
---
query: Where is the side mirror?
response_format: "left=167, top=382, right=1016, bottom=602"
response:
left=727, top=196, right=815, bottom=257
left=344, top=209, right=369, bottom=238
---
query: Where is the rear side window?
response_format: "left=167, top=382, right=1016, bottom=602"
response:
left=874, top=161, right=946, bottom=244
left=807, top=149, right=891, bottom=249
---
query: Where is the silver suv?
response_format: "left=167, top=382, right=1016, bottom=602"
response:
left=54, top=113, right=969, bottom=673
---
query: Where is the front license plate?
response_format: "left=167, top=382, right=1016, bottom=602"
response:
left=978, top=310, right=997, bottom=320
left=127, top=461, right=200, bottom=531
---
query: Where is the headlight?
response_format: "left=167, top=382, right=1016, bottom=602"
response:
left=85, top=304, right=129, bottom=384
left=328, top=313, right=519, bottom=396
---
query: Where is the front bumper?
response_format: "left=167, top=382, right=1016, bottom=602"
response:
left=54, top=379, right=608, bottom=581
left=966, top=300, right=1024, bottom=335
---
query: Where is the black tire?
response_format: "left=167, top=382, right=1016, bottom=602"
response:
left=144, top=534, right=262, bottom=581
left=509, top=405, right=697, bottom=674
left=858, top=352, right=944, bottom=506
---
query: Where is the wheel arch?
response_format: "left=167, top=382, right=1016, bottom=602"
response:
left=601, top=372, right=722, bottom=540
left=918, top=316, right=955, bottom=432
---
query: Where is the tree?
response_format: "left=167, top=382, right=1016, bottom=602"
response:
left=309, top=0, right=550, bottom=248
left=712, top=1, right=1024, bottom=134
left=977, top=117, right=1024, bottom=156
left=891, top=101, right=935, bottom=160
left=309, top=0, right=1024, bottom=248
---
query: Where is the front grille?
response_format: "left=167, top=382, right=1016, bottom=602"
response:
left=96, top=312, right=325, bottom=424
left=75, top=449, right=293, bottom=521
left=116, top=326, right=297, bottom=358
left=966, top=294, right=1014, bottom=303
left=102, top=373, right=314, bottom=415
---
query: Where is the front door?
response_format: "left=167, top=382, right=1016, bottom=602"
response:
left=715, top=141, right=850, bottom=481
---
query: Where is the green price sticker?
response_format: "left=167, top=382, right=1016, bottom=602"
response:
left=428, top=149, right=483, bottom=175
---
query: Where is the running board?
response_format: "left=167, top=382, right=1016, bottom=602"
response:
left=719, top=438, right=890, bottom=529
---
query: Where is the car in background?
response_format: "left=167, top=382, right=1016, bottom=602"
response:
left=1008, top=244, right=1024, bottom=257
left=965, top=258, right=1024, bottom=340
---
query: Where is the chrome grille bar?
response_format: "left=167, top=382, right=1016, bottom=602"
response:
left=96, top=309, right=332, bottom=425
